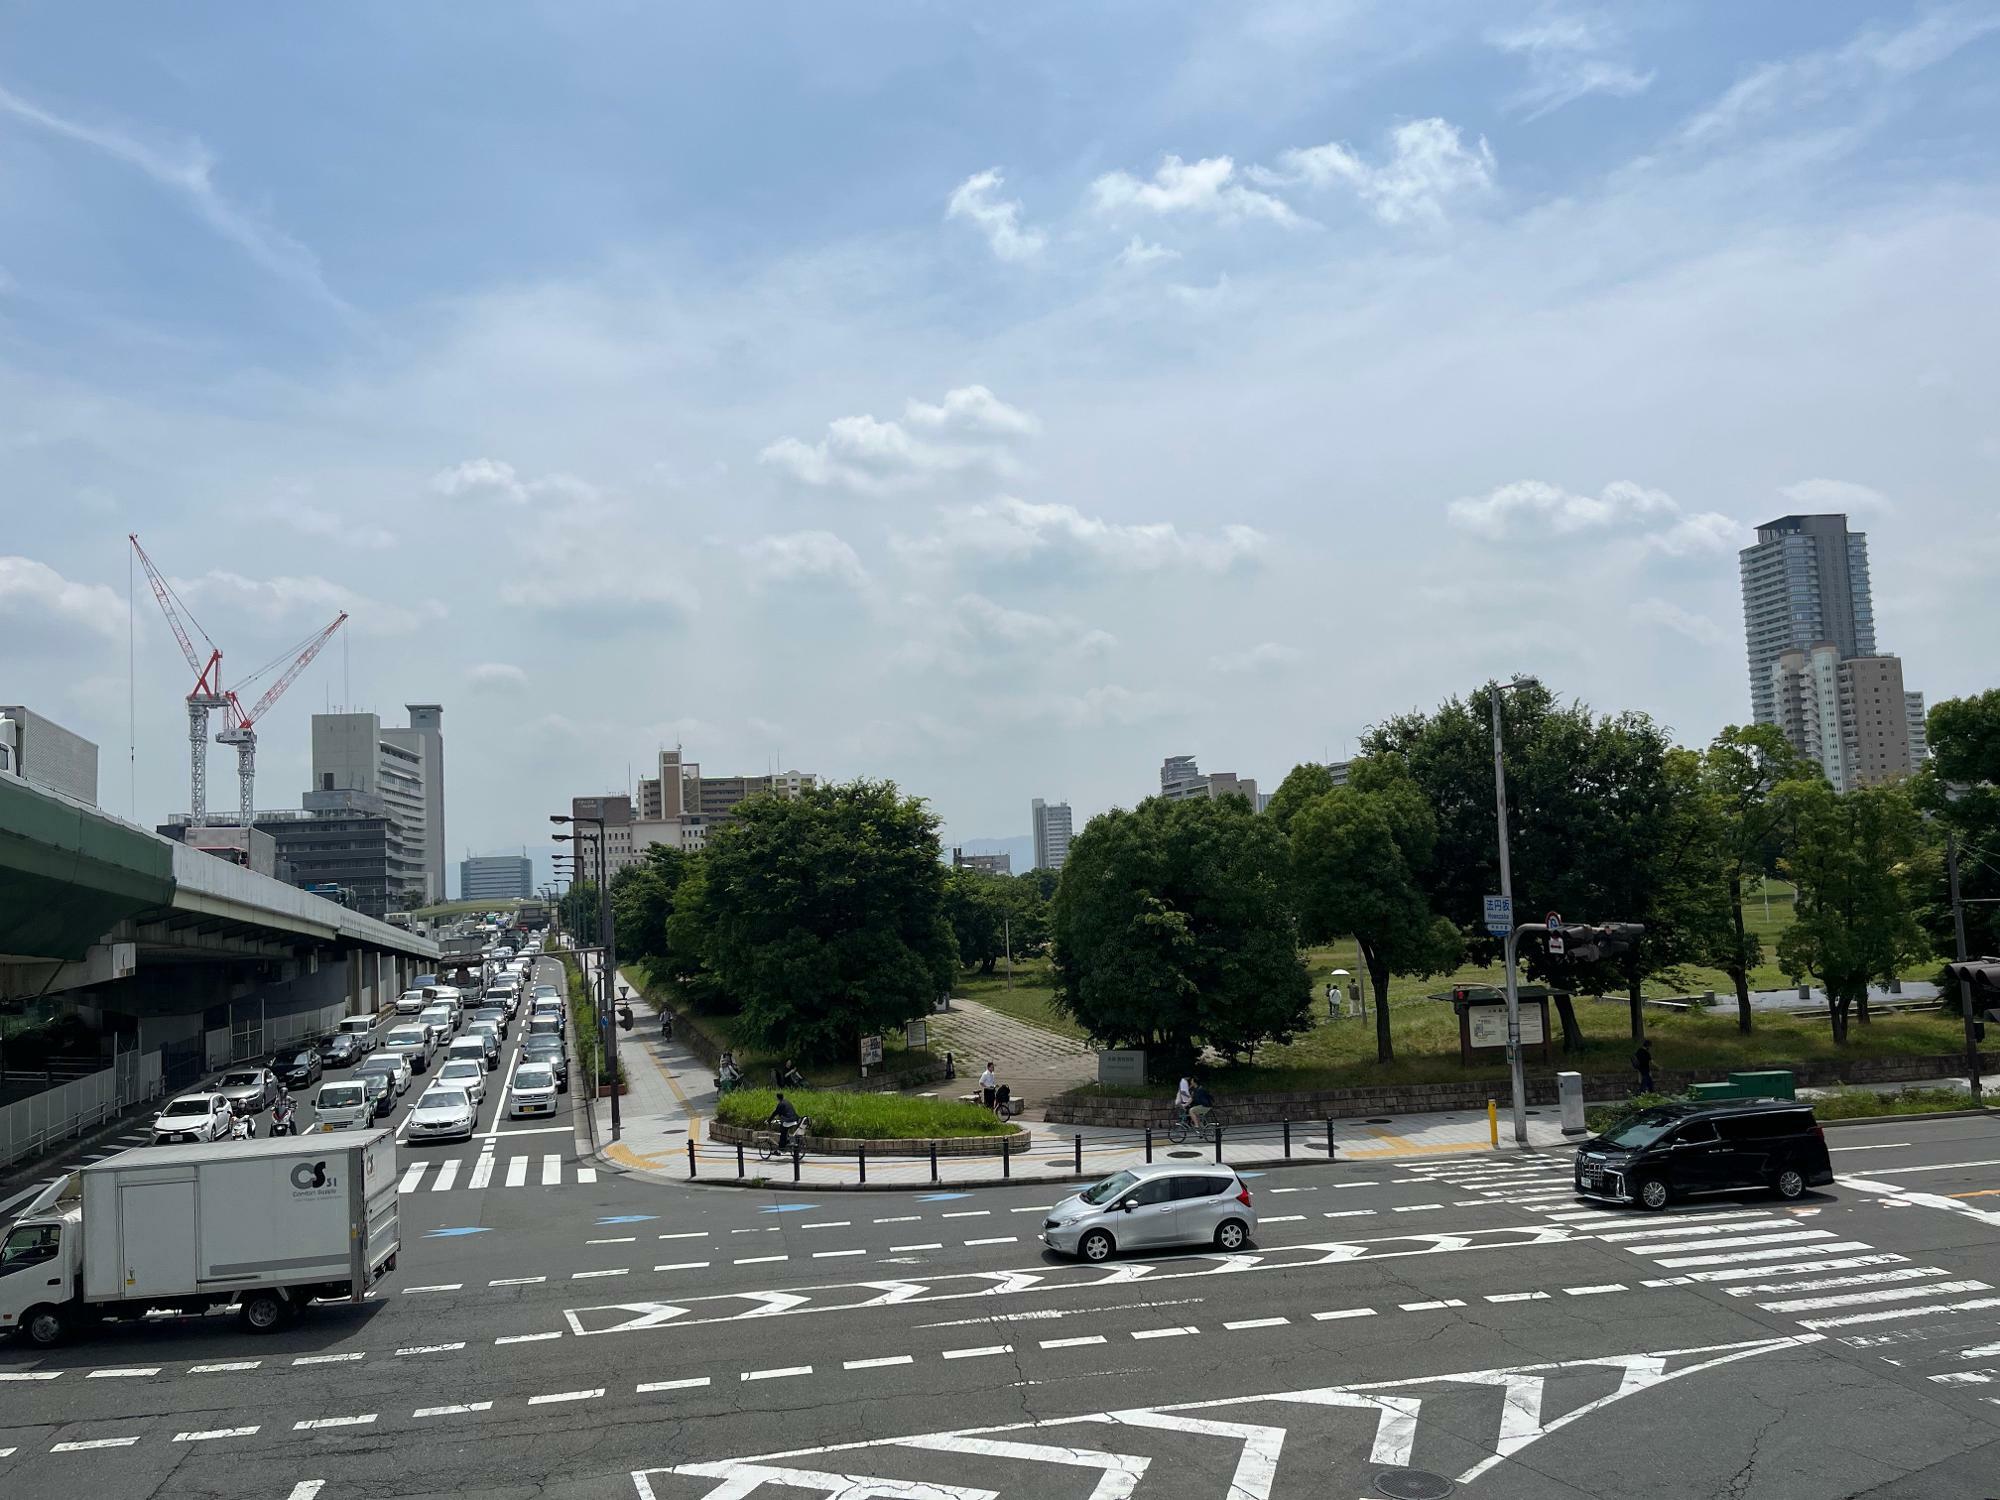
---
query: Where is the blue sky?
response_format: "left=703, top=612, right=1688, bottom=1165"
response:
left=4, top=2, right=1997, bottom=883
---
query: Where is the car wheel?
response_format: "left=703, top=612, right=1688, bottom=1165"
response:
left=241, top=1292, right=287, bottom=1332
left=1773, top=1167, right=1806, bottom=1200
left=1214, top=1218, right=1250, bottom=1251
left=1636, top=1176, right=1670, bottom=1211
left=22, top=1305, right=65, bottom=1348
left=1078, top=1229, right=1115, bottom=1263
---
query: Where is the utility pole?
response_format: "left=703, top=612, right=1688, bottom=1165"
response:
left=1947, top=828, right=1983, bottom=1106
left=1491, top=685, right=1527, bottom=1146
left=1004, top=912, right=1013, bottom=990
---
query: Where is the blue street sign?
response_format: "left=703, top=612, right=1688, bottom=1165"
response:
left=1483, top=894, right=1512, bottom=937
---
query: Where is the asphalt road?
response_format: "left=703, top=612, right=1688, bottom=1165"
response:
left=1, top=1100, right=1995, bottom=1499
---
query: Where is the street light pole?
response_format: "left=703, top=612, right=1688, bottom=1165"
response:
left=1947, top=827, right=1984, bottom=1106
left=1491, top=683, right=1529, bottom=1146
left=553, top=812, right=619, bottom=1140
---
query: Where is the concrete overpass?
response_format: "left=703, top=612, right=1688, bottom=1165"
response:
left=2, top=770, right=439, bottom=1095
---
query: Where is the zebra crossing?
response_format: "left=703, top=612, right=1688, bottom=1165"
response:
left=1402, top=1152, right=2000, bottom=1404
left=396, top=1153, right=598, bottom=1193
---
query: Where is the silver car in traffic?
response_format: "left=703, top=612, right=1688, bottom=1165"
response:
left=1042, top=1162, right=1258, bottom=1261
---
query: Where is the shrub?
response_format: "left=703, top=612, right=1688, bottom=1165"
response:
left=715, top=1088, right=1015, bottom=1140
left=1583, top=1090, right=1691, bottom=1136
left=1808, top=1086, right=1979, bottom=1120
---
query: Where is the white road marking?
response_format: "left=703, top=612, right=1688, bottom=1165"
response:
left=814, top=1249, right=867, bottom=1259
left=1313, top=1307, right=1377, bottom=1320
left=529, top=1388, right=605, bottom=1405
left=659, top=1230, right=709, bottom=1240
left=490, top=1275, right=545, bottom=1286
left=495, top=1332, right=562, bottom=1344
left=875, top=1215, right=920, bottom=1223
left=293, top=1353, right=364, bottom=1365
left=1223, top=1317, right=1290, bottom=1330
left=1587, top=1213, right=1782, bottom=1239
left=1565, top=1284, right=1628, bottom=1296
left=1262, top=1215, right=1306, bottom=1224
left=542, top=1154, right=562, bottom=1186
left=1486, top=1291, right=1550, bottom=1303
left=293, top=1415, right=375, bottom=1430
left=188, top=1360, right=261, bottom=1372
left=1830, top=1141, right=1911, bottom=1152
left=1800, top=1295, right=2000, bottom=1329
left=943, top=1210, right=990, bottom=1218
left=638, top=1377, right=712, bottom=1392
left=1131, top=1327, right=1197, bottom=1340
left=1323, top=1209, right=1376, bottom=1219
left=577, top=1168, right=599, bottom=1183
left=1642, top=1277, right=1694, bottom=1287
left=590, top=1236, right=636, bottom=1244
left=0, top=1372, right=62, bottom=1381
left=736, top=1255, right=788, bottom=1265
left=893, top=1243, right=944, bottom=1252
left=572, top=1268, right=629, bottom=1279
left=1725, top=1267, right=1948, bottom=1297
left=51, top=1438, right=141, bottom=1452
left=287, top=1483, right=325, bottom=1500
left=507, top=1156, right=528, bottom=1187
left=414, top=1402, right=493, bottom=1417
left=431, top=1159, right=461, bottom=1192
left=965, top=1237, right=1017, bottom=1246
left=1629, top=1229, right=1836, bottom=1257
left=1043, top=1335, right=1109, bottom=1347
left=803, top=1221, right=851, bottom=1229
left=1656, top=1240, right=1874, bottom=1268
left=86, top=1367, right=159, bottom=1378
left=1686, top=1254, right=1907, bottom=1283
left=396, top=1343, right=467, bottom=1356
left=1391, top=1204, right=1444, bottom=1213
left=844, top=1356, right=915, bottom=1369
left=1011, top=1205, right=1045, bottom=1213
left=397, top=1163, right=426, bottom=1192
left=742, top=1365, right=812, bottom=1380
left=655, top=1261, right=711, bottom=1272
left=402, top=1284, right=462, bottom=1294
left=1855, top=1158, right=2000, bottom=1175
left=1400, top=1299, right=1466, bottom=1311
left=944, top=1344, right=1014, bottom=1358
left=172, top=1426, right=260, bottom=1442
left=1762, top=1279, right=1990, bottom=1314
left=468, top=1154, right=495, bottom=1191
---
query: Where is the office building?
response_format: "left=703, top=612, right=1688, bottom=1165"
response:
left=1739, top=514, right=1876, bottom=726
left=628, top=747, right=816, bottom=860
left=461, top=854, right=533, bottom=901
left=1905, top=690, right=1929, bottom=767
left=952, top=849, right=1013, bottom=877
left=311, top=711, right=440, bottom=904
left=570, top=794, right=637, bottom=875
left=1031, top=798, right=1072, bottom=872
left=159, top=787, right=424, bottom=919
left=0, top=705, right=98, bottom=804
left=1158, top=756, right=1258, bottom=808
left=1327, top=760, right=1352, bottom=788
left=1767, top=645, right=1914, bottom=793
left=382, top=705, right=445, bottom=905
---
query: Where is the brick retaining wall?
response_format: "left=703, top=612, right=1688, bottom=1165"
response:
left=708, top=1120, right=1031, bottom=1157
left=1043, top=1050, right=1998, bottom=1127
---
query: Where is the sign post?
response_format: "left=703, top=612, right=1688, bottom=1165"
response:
left=1483, top=895, right=1512, bottom=937
left=859, top=1033, right=884, bottom=1078
left=1545, top=910, right=1564, bottom=957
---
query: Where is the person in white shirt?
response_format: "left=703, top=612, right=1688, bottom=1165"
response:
left=1175, top=1076, right=1192, bottom=1114
left=980, top=1063, right=999, bottom=1109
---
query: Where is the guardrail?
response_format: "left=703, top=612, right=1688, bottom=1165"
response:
left=0, top=1050, right=163, bottom=1170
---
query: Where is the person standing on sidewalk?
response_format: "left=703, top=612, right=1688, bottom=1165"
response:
left=980, top=1061, right=999, bottom=1109
left=1632, top=1040, right=1655, bottom=1094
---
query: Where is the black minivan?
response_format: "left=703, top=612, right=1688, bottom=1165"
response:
left=1574, top=1099, right=1835, bottom=1210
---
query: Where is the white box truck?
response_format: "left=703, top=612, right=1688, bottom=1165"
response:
left=0, top=1131, right=399, bottom=1348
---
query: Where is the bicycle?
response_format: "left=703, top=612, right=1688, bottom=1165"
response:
left=1165, top=1104, right=1219, bottom=1145
left=755, top=1116, right=811, bottom=1162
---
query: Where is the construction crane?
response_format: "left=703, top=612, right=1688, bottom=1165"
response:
left=216, top=612, right=348, bottom=828
left=129, top=534, right=228, bottom=826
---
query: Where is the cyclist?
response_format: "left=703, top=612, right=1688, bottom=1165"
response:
left=1174, top=1076, right=1192, bottom=1122
left=980, top=1061, right=999, bottom=1110
left=1187, top=1079, right=1214, bottom=1133
left=768, top=1092, right=802, bottom=1151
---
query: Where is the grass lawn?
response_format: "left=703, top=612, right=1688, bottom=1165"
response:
left=715, top=1088, right=1015, bottom=1139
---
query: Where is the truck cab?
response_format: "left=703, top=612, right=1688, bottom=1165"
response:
left=0, top=1203, right=78, bottom=1347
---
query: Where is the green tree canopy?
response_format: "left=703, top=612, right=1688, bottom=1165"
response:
left=1049, top=795, right=1310, bottom=1064
left=1265, top=761, right=1339, bottom=835
left=667, top=780, right=956, bottom=1061
left=1774, top=779, right=1928, bottom=1043
left=1289, top=760, right=1462, bottom=1062
left=611, top=844, right=691, bottom=970
left=941, top=865, right=1006, bottom=973
left=1915, top=690, right=2000, bottom=959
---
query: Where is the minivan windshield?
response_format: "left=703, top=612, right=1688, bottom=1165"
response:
left=1598, top=1110, right=1684, bottom=1150
left=221, top=1072, right=262, bottom=1088
left=1080, top=1171, right=1139, bottom=1206
left=319, top=1084, right=365, bottom=1107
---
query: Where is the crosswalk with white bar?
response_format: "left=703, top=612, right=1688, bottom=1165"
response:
left=1402, top=1153, right=2000, bottom=1400
left=397, top=1155, right=597, bottom=1193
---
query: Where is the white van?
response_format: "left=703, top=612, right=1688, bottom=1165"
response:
left=336, top=1017, right=376, bottom=1053
left=312, top=1079, right=372, bottom=1131
left=384, top=1023, right=435, bottom=1074
left=395, top=989, right=430, bottom=1016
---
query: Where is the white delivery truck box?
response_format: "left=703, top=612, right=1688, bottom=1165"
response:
left=0, top=1130, right=398, bottom=1348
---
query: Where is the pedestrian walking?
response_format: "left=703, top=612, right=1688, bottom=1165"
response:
left=944, top=1051, right=956, bottom=1081
left=979, top=1061, right=999, bottom=1109
left=1632, top=1040, right=1655, bottom=1094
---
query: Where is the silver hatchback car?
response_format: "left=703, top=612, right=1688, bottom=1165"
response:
left=1042, top=1162, right=1257, bottom=1261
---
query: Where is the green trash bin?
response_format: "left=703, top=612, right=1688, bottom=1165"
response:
left=1728, top=1070, right=1797, bottom=1101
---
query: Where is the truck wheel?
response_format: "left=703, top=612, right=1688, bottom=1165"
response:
left=22, top=1305, right=65, bottom=1348
left=241, top=1291, right=288, bottom=1332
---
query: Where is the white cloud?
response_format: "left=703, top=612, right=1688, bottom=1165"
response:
left=266, top=501, right=396, bottom=551
left=1252, top=118, right=1495, bottom=226
left=430, top=457, right=528, bottom=503
left=898, top=497, right=1267, bottom=575
left=1446, top=479, right=1737, bottom=556
left=760, top=386, right=1036, bottom=496
left=1012, top=683, right=1189, bottom=730
left=1779, top=477, right=1892, bottom=513
left=1091, top=154, right=1299, bottom=225
left=466, top=661, right=528, bottom=692
left=1488, top=13, right=1654, bottom=119
left=0, top=554, right=125, bottom=641
left=1631, top=598, right=1726, bottom=646
left=0, top=83, right=341, bottom=311
left=741, top=530, right=871, bottom=592
left=945, top=169, right=1047, bottom=262
left=1214, top=640, right=1303, bottom=673
left=1677, top=7, right=2000, bottom=149
left=1648, top=510, right=1742, bottom=557
left=168, top=568, right=446, bottom=638
left=1116, top=236, right=1181, bottom=269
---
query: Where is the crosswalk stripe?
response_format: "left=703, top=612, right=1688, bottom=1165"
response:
left=1760, top=1279, right=1990, bottom=1314
left=1724, top=1267, right=1946, bottom=1297
left=1656, top=1240, right=1874, bottom=1269
left=468, top=1154, right=494, bottom=1191
left=1592, top=1216, right=1785, bottom=1241
left=1685, top=1254, right=1907, bottom=1283
left=1798, top=1295, right=2000, bottom=1330
left=431, top=1159, right=460, bottom=1192
left=507, top=1157, right=528, bottom=1187
left=542, top=1154, right=561, bottom=1186
left=397, top=1163, right=425, bottom=1193
left=1628, top=1229, right=1835, bottom=1257
left=578, top=1167, right=597, bottom=1184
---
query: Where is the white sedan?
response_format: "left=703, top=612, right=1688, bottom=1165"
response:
left=435, top=1058, right=488, bottom=1108
left=151, top=1092, right=234, bottom=1144
left=407, top=1086, right=477, bottom=1143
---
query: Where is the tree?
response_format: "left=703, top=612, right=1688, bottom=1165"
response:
left=1363, top=679, right=1717, bottom=1038
left=1914, top=690, right=2000, bottom=962
left=558, top=881, right=601, bottom=945
left=668, top=780, right=957, bottom=1060
left=1774, top=779, right=1928, bottom=1043
left=611, top=844, right=690, bottom=970
left=1697, top=725, right=1818, bottom=1030
left=1289, top=761, right=1462, bottom=1063
left=1049, top=796, right=1311, bottom=1065
left=941, top=865, right=1006, bottom=973
left=1265, top=761, right=1338, bottom=836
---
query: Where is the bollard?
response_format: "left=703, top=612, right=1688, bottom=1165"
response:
left=1283, top=1118, right=1291, bottom=1158
left=792, top=1141, right=802, bottom=1183
left=859, top=1141, right=867, bottom=1185
left=930, top=1140, right=939, bottom=1183
left=1325, top=1117, right=1335, bottom=1161
left=1487, top=1098, right=1499, bottom=1149
left=1002, top=1135, right=1011, bottom=1179
left=686, top=1138, right=697, bottom=1179
left=736, top=1141, right=745, bottom=1178
left=1144, top=1126, right=1152, bottom=1164
left=1073, top=1132, right=1082, bottom=1173
left=1214, top=1125, right=1223, bottom=1165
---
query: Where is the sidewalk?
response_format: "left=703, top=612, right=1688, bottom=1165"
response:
left=579, top=970, right=1576, bottom=1190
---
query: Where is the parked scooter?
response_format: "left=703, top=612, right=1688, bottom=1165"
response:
left=268, top=1093, right=297, bottom=1137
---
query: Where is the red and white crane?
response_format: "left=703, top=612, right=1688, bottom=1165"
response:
left=129, top=534, right=229, bottom=826
left=215, top=613, right=348, bottom=828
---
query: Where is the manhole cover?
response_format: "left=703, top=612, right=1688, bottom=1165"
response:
left=1166, top=1150, right=1203, bottom=1159
left=1302, top=1141, right=1330, bottom=1153
left=1365, top=1118, right=1393, bottom=1125
left=1373, top=1469, right=1454, bottom=1500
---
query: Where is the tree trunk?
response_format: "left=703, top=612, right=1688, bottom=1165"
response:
left=1728, top=871, right=1753, bottom=1033
left=1827, top=993, right=1850, bottom=1045
left=1855, top=988, right=1872, bottom=1025
left=1552, top=994, right=1584, bottom=1054
left=1367, top=950, right=1393, bottom=1064
left=1626, top=956, right=1646, bottom=1043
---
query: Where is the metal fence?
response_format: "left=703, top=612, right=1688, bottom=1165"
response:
left=0, top=1044, right=162, bottom=1170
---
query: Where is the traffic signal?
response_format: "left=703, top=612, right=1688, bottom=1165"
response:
left=1942, top=959, right=2000, bottom=993
left=1562, top=922, right=1646, bottom=964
